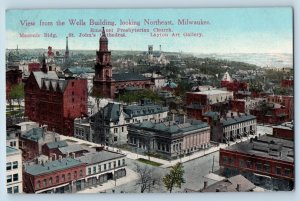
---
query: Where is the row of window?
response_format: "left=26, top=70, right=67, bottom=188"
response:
left=224, top=122, right=255, bottom=132
left=36, top=170, right=83, bottom=189
left=7, top=186, right=19, bottom=194
left=7, top=161, right=18, bottom=171
left=223, top=156, right=292, bottom=177
left=7, top=174, right=18, bottom=183
left=87, top=159, right=125, bottom=175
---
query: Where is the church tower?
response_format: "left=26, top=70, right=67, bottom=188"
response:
left=95, top=27, right=112, bottom=81
left=93, top=27, right=115, bottom=98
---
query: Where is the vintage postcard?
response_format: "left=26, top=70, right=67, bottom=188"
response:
left=5, top=8, right=293, bottom=194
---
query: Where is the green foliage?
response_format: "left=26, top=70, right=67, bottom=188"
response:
left=9, top=83, right=24, bottom=109
left=119, top=90, right=161, bottom=104
left=137, top=158, right=162, bottom=167
left=163, top=163, right=185, bottom=193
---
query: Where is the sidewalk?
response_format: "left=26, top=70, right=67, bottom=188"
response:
left=76, top=168, right=139, bottom=193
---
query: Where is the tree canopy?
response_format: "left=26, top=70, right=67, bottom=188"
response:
left=163, top=163, right=185, bottom=193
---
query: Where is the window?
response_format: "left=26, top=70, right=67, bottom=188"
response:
left=113, top=161, right=116, bottom=168
left=114, top=128, right=118, bottom=133
left=62, top=174, right=65, bottom=182
left=223, top=156, right=228, bottom=164
left=264, top=164, right=270, bottom=173
left=56, top=176, right=59, bottom=183
left=88, top=167, right=91, bottom=175
left=6, top=162, right=12, bottom=170
left=7, top=187, right=12, bottom=194
left=98, top=165, right=101, bottom=172
left=80, top=169, right=83, bottom=177
left=109, top=162, right=111, bottom=169
left=285, top=168, right=291, bottom=177
left=104, top=164, right=107, bottom=170
left=114, top=136, right=118, bottom=142
left=37, top=180, right=41, bottom=189
left=43, top=179, right=47, bottom=187
left=239, top=159, right=244, bottom=168
left=122, top=159, right=125, bottom=165
left=12, top=174, right=18, bottom=182
left=246, top=160, right=252, bottom=168
left=13, top=186, right=19, bottom=193
left=118, top=160, right=121, bottom=166
left=276, top=167, right=282, bottom=175
left=49, top=177, right=53, bottom=185
left=256, top=162, right=262, bottom=171
left=74, top=171, right=77, bottom=178
left=68, top=173, right=71, bottom=180
left=93, top=166, right=96, bottom=174
left=7, top=175, right=12, bottom=183
left=122, top=127, right=124, bottom=132
left=13, top=161, right=18, bottom=169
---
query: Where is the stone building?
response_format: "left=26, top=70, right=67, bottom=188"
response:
left=128, top=117, right=210, bottom=160
left=90, top=99, right=168, bottom=146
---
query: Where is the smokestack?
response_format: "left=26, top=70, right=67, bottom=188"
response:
left=236, top=184, right=241, bottom=192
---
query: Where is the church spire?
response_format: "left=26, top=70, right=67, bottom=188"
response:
left=99, top=27, right=108, bottom=51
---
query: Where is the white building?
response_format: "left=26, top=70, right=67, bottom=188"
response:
left=143, top=72, right=166, bottom=89
left=91, top=99, right=169, bottom=146
left=77, top=151, right=126, bottom=187
left=6, top=146, right=23, bottom=194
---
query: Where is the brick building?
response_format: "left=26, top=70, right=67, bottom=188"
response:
left=186, top=89, right=233, bottom=120
left=24, top=62, right=88, bottom=136
left=219, top=135, right=294, bottom=191
left=272, top=122, right=293, bottom=141
left=281, top=78, right=293, bottom=89
left=23, top=157, right=86, bottom=193
left=93, top=27, right=153, bottom=99
left=220, top=72, right=248, bottom=97
left=267, top=95, right=293, bottom=121
left=128, top=117, right=210, bottom=159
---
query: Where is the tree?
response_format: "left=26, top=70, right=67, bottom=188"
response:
left=9, top=83, right=24, bottom=109
left=163, top=162, right=185, bottom=193
left=90, top=87, right=103, bottom=112
left=135, top=164, right=160, bottom=193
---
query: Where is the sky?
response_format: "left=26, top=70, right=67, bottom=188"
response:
left=6, top=8, right=293, bottom=54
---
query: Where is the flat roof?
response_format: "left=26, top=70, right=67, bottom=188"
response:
left=6, top=146, right=21, bottom=156
left=223, top=135, right=294, bottom=163
left=77, top=151, right=125, bottom=165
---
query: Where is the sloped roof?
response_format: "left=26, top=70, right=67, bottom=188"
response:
left=221, top=72, right=232, bottom=82
left=25, top=157, right=84, bottom=176
left=45, top=140, right=68, bottom=149
left=64, top=67, right=94, bottom=75
left=58, top=144, right=90, bottom=154
left=32, top=71, right=58, bottom=88
left=222, top=114, right=256, bottom=126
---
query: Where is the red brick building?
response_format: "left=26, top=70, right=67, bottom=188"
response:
left=28, top=63, right=41, bottom=72
left=220, top=72, right=248, bottom=97
left=267, top=95, right=293, bottom=121
left=273, top=124, right=293, bottom=141
left=23, top=157, right=86, bottom=193
left=231, top=99, right=246, bottom=113
left=219, top=135, right=294, bottom=190
left=24, top=61, right=87, bottom=136
left=281, top=79, right=293, bottom=88
left=93, top=27, right=153, bottom=99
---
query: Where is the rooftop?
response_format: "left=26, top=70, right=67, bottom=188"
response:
left=221, top=114, right=256, bottom=126
left=21, top=127, right=56, bottom=142
left=24, top=157, right=84, bottom=176
left=58, top=144, right=93, bottom=154
left=6, top=146, right=21, bottom=156
left=112, top=73, right=150, bottom=82
left=77, top=151, right=125, bottom=165
left=45, top=140, right=68, bottom=149
left=223, top=135, right=294, bottom=163
left=187, top=89, right=232, bottom=95
left=202, top=175, right=256, bottom=192
left=32, top=71, right=58, bottom=89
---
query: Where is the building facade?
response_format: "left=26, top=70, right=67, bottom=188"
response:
left=128, top=117, right=210, bottom=159
left=90, top=99, right=168, bottom=146
left=6, top=146, right=23, bottom=194
left=219, top=135, right=294, bottom=191
left=24, top=66, right=88, bottom=136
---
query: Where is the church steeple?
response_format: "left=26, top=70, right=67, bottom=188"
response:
left=99, top=27, right=108, bottom=51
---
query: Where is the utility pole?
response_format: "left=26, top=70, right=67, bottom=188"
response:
left=212, top=155, right=215, bottom=173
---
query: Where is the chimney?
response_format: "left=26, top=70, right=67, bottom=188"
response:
left=236, top=184, right=241, bottom=192
left=204, top=181, right=208, bottom=189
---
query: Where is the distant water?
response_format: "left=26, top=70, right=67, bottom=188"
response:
left=194, top=53, right=293, bottom=68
